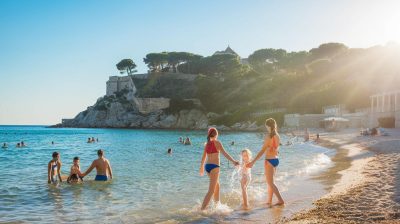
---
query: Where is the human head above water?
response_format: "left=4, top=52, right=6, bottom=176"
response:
left=207, top=127, right=218, bottom=142
left=52, top=152, right=59, bottom=160
left=265, top=118, right=278, bottom=138
left=97, top=149, right=104, bottom=157
left=241, top=149, right=252, bottom=162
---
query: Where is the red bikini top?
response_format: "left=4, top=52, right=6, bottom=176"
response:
left=205, top=141, right=218, bottom=154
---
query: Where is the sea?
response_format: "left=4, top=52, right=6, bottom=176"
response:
left=0, top=126, right=334, bottom=223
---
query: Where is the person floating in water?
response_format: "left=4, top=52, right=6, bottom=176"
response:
left=16, top=142, right=21, bottom=148
left=51, top=141, right=54, bottom=145
left=48, top=152, right=62, bottom=184
left=179, top=137, right=183, bottom=143
left=184, top=137, right=192, bottom=145
left=82, top=149, right=113, bottom=181
left=167, top=148, right=172, bottom=154
left=91, top=137, right=95, bottom=142
left=20, top=141, right=26, bottom=147
left=67, top=157, right=83, bottom=183
left=231, top=141, right=235, bottom=146
left=240, top=149, right=252, bottom=209
left=87, top=138, right=92, bottom=143
left=199, top=127, right=239, bottom=210
left=2, top=143, right=8, bottom=149
left=247, top=118, right=285, bottom=206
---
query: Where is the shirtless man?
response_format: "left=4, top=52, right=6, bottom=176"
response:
left=82, top=149, right=113, bottom=181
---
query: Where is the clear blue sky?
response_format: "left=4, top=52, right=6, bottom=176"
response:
left=1, top=0, right=400, bottom=125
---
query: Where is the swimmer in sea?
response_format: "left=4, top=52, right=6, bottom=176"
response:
left=87, top=138, right=92, bottom=143
left=48, top=152, right=62, bottom=184
left=67, top=157, right=83, bottom=183
left=199, top=127, right=239, bottom=210
left=167, top=148, right=172, bottom=154
left=82, top=149, right=113, bottom=181
left=2, top=143, right=8, bottom=148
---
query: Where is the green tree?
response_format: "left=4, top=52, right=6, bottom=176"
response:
left=116, top=59, right=137, bottom=75
left=309, top=43, right=348, bottom=59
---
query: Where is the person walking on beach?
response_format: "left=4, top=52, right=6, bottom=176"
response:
left=48, top=152, right=62, bottom=184
left=247, top=118, right=285, bottom=206
left=199, top=127, right=239, bottom=210
left=82, top=149, right=113, bottom=181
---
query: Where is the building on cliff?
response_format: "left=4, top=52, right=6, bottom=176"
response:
left=213, top=45, right=249, bottom=65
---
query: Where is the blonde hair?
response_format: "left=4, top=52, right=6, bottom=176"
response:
left=241, top=148, right=252, bottom=160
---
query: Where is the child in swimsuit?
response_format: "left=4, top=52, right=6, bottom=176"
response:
left=67, top=157, right=83, bottom=183
left=240, top=149, right=252, bottom=209
left=48, top=152, right=62, bottom=184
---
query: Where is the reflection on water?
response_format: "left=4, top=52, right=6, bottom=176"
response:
left=0, top=126, right=333, bottom=223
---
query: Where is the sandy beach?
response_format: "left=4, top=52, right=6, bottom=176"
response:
left=286, top=129, right=400, bottom=224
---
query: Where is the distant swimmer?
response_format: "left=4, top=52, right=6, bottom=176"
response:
left=82, top=149, right=113, bottom=181
left=184, top=137, right=192, bottom=145
left=16, top=142, right=21, bottom=148
left=21, top=141, right=26, bottom=147
left=167, top=148, right=172, bottom=154
left=51, top=141, right=54, bottom=145
left=67, top=157, right=83, bottom=183
left=91, top=137, right=95, bottom=142
left=96, top=138, right=99, bottom=142
left=87, top=138, right=92, bottom=143
left=2, top=143, right=8, bottom=148
left=48, top=152, right=62, bottom=184
left=231, top=141, right=235, bottom=146
left=179, top=137, right=183, bottom=143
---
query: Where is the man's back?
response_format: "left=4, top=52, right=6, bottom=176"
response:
left=94, top=158, right=109, bottom=176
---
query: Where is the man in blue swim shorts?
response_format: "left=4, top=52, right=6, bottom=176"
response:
left=82, top=149, right=113, bottom=181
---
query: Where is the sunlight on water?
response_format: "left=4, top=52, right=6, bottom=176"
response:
left=0, top=126, right=333, bottom=223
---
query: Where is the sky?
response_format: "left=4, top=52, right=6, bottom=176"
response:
left=1, top=0, right=400, bottom=125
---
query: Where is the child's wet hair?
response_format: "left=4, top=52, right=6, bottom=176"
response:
left=241, top=148, right=252, bottom=159
left=73, top=156, right=79, bottom=161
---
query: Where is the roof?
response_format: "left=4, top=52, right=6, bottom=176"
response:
left=213, top=45, right=239, bottom=57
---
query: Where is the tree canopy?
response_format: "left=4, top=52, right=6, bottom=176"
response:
left=116, top=59, right=137, bottom=75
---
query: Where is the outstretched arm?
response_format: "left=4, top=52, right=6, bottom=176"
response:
left=199, top=145, right=207, bottom=176
left=83, top=161, right=95, bottom=177
left=247, top=136, right=269, bottom=168
left=217, top=141, right=239, bottom=166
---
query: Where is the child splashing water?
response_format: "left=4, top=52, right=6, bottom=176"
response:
left=240, top=149, right=252, bottom=209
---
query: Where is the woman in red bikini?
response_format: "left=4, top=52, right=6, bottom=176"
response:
left=247, top=118, right=285, bottom=206
left=199, top=127, right=239, bottom=210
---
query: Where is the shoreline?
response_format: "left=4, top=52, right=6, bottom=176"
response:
left=286, top=129, right=400, bottom=223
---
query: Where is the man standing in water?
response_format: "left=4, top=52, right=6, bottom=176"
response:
left=82, top=149, right=113, bottom=181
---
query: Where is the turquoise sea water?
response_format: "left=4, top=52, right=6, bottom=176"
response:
left=0, top=126, right=334, bottom=223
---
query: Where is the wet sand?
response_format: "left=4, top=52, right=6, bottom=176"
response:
left=286, top=129, right=400, bottom=224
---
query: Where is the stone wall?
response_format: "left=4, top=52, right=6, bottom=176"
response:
left=135, top=98, right=170, bottom=114
left=285, top=112, right=370, bottom=128
left=106, top=76, right=136, bottom=96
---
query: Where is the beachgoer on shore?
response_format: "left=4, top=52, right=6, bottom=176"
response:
left=240, top=149, right=252, bottom=209
left=48, top=152, right=62, bottom=184
left=199, top=127, right=239, bottom=210
left=247, top=118, right=285, bottom=206
left=82, top=149, right=113, bottom=181
left=67, top=157, right=83, bottom=183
